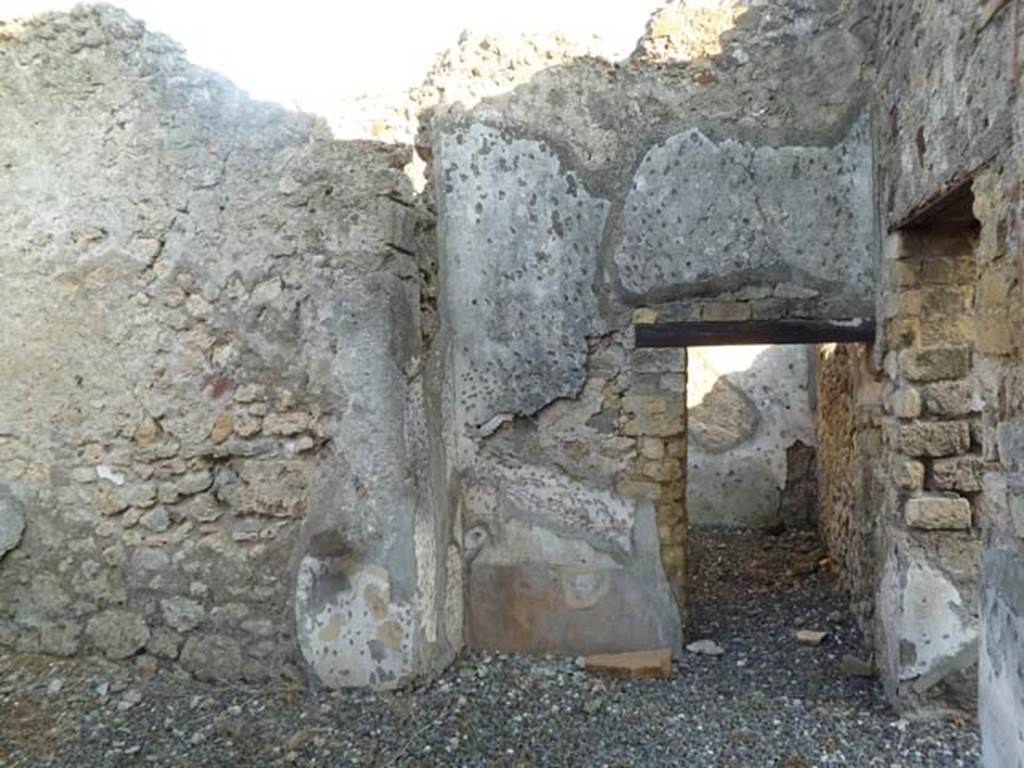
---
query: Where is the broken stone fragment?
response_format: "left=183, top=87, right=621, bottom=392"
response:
left=262, top=411, right=311, bottom=436
left=840, top=654, right=874, bottom=677
left=583, top=648, right=672, bottom=679
left=795, top=629, right=827, bottom=646
left=133, top=415, right=159, bottom=445
left=686, top=639, right=725, bottom=656
left=210, top=411, right=232, bottom=444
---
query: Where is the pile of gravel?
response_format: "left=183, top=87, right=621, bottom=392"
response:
left=0, top=529, right=980, bottom=766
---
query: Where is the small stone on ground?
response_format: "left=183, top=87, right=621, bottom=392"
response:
left=583, top=648, right=672, bottom=679
left=686, top=639, right=725, bottom=656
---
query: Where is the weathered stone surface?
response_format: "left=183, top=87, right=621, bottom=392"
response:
left=922, top=381, right=977, bottom=417
left=905, top=496, right=973, bottom=531
left=39, top=620, right=81, bottom=657
left=816, top=343, right=883, bottom=632
left=892, top=459, right=926, bottom=491
left=981, top=549, right=1024, bottom=767
left=85, top=610, right=149, bottom=660
left=932, top=457, right=985, bottom=493
left=0, top=484, right=25, bottom=561
left=688, top=376, right=760, bottom=453
left=147, top=627, right=182, bottom=660
left=614, top=120, right=874, bottom=313
left=0, top=5, right=452, bottom=692
left=891, top=388, right=922, bottom=419
left=583, top=648, right=672, bottom=679
left=686, top=639, right=725, bottom=656
left=160, top=597, right=205, bottom=633
left=875, top=0, right=1014, bottom=226
left=180, top=634, right=243, bottom=682
left=899, top=348, right=972, bottom=383
left=435, top=122, right=609, bottom=434
left=899, top=421, right=971, bottom=458
left=796, top=629, right=828, bottom=646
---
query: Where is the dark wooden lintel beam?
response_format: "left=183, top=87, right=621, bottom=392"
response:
left=634, top=319, right=876, bottom=348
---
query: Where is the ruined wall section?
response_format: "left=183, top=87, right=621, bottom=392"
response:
left=816, top=343, right=884, bottom=629
left=0, top=7, right=454, bottom=688
left=425, top=0, right=878, bottom=657
left=872, top=228, right=984, bottom=714
left=874, top=0, right=1015, bottom=227
left=873, top=0, right=1024, bottom=740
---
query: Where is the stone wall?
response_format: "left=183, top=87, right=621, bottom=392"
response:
left=0, top=7, right=456, bottom=688
left=424, top=0, right=877, bottom=657
left=11, top=8, right=1023, bottom=756
left=873, top=226, right=984, bottom=713
left=816, top=343, right=884, bottom=629
left=688, top=345, right=817, bottom=529
left=872, top=0, right=1024, bottom=744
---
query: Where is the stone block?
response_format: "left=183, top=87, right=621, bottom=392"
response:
left=918, top=255, right=960, bottom=286
left=886, top=317, right=918, bottom=348
left=905, top=496, right=972, bottom=530
left=180, top=634, right=244, bottom=682
left=899, top=421, right=971, bottom=457
left=920, top=285, right=973, bottom=316
left=975, top=313, right=1017, bottom=356
left=899, top=347, right=971, bottom=382
left=632, top=308, right=658, bottom=325
left=631, top=348, right=685, bottom=374
left=701, top=301, right=751, bottom=322
left=39, top=620, right=82, bottom=656
left=932, top=456, right=985, bottom=493
left=976, top=267, right=1013, bottom=307
left=891, top=387, right=922, bottom=419
left=583, top=648, right=672, bottom=679
left=640, top=438, right=665, bottom=460
left=617, top=479, right=662, bottom=501
left=892, top=459, right=926, bottom=491
left=918, top=315, right=974, bottom=348
left=892, top=260, right=921, bottom=287
left=922, top=381, right=976, bottom=417
left=160, top=596, right=206, bottom=633
left=896, top=289, right=923, bottom=317
left=85, top=610, right=150, bottom=660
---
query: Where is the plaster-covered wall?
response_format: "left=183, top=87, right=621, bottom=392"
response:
left=0, top=7, right=456, bottom=688
left=687, top=345, right=817, bottom=529
left=425, top=0, right=878, bottom=657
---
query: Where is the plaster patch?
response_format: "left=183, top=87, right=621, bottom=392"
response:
left=296, top=556, right=413, bottom=689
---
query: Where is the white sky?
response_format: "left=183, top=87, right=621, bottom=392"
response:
left=3, top=1, right=660, bottom=115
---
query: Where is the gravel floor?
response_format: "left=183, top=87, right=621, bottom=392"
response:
left=0, top=529, right=980, bottom=767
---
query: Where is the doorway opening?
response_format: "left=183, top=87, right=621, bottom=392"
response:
left=637, top=320, right=876, bottom=691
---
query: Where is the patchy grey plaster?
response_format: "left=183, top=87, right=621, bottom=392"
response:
left=614, top=118, right=875, bottom=313
left=434, top=123, right=610, bottom=436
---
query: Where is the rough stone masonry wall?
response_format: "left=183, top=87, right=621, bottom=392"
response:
left=0, top=7, right=456, bottom=689
left=874, top=228, right=984, bottom=714
left=423, top=0, right=878, bottom=656
left=688, top=344, right=818, bottom=530
left=873, top=0, right=1024, bottom=746
left=815, top=343, right=884, bottom=629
